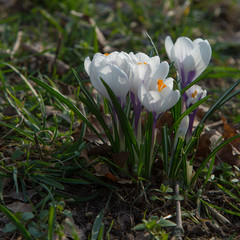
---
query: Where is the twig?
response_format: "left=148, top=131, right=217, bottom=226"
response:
left=11, top=31, right=23, bottom=58
left=71, top=10, right=113, bottom=52
left=21, top=43, right=70, bottom=75
left=171, top=180, right=184, bottom=240
left=207, top=205, right=231, bottom=226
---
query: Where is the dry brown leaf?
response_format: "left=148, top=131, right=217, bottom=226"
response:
left=45, top=105, right=71, bottom=123
left=221, top=115, right=240, bottom=150
left=87, top=143, right=111, bottom=158
left=81, top=148, right=132, bottom=184
left=21, top=43, right=70, bottom=75
left=217, top=115, right=240, bottom=166
left=6, top=202, right=33, bottom=213
left=195, top=130, right=214, bottom=162
left=75, top=114, right=112, bottom=144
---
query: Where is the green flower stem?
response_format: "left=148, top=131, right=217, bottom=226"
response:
left=136, top=114, right=142, bottom=148
left=116, top=117, right=125, bottom=152
left=148, top=128, right=157, bottom=176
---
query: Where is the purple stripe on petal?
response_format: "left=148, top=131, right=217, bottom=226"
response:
left=186, top=109, right=197, bottom=138
left=180, top=65, right=186, bottom=88
left=186, top=70, right=196, bottom=86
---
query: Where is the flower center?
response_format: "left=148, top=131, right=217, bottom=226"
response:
left=191, top=90, right=198, bottom=98
left=104, top=53, right=109, bottom=56
left=157, top=79, right=167, bottom=92
left=137, top=62, right=147, bottom=65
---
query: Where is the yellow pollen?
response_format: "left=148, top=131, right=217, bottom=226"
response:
left=137, top=62, right=147, bottom=65
left=104, top=53, right=109, bottom=56
left=157, top=79, right=167, bottom=92
left=191, top=90, right=198, bottom=98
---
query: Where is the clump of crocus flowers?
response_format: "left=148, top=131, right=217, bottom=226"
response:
left=84, top=36, right=211, bottom=178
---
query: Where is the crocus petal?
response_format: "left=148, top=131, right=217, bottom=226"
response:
left=190, top=41, right=212, bottom=80
left=147, top=56, right=161, bottom=72
left=138, top=84, right=147, bottom=103
left=136, top=52, right=150, bottom=63
left=160, top=90, right=180, bottom=113
left=174, top=37, right=194, bottom=63
left=151, top=61, right=169, bottom=81
left=99, top=64, right=129, bottom=103
left=84, top=57, right=91, bottom=75
left=165, top=36, right=174, bottom=62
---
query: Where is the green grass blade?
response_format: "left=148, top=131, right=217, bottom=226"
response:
left=91, top=209, right=104, bottom=240
left=40, top=9, right=64, bottom=34
left=202, top=155, right=215, bottom=189
left=48, top=205, right=56, bottom=240
left=144, top=112, right=154, bottom=176
left=145, top=31, right=159, bottom=57
left=200, top=79, right=240, bottom=124
left=29, top=76, right=103, bottom=142
left=0, top=121, right=34, bottom=141
left=169, top=95, right=210, bottom=133
left=101, top=79, right=139, bottom=155
left=190, top=134, right=240, bottom=186
left=1, top=62, right=39, bottom=99
left=161, top=125, right=169, bottom=173
left=0, top=204, right=33, bottom=240
left=31, top=175, right=64, bottom=190
left=217, top=184, right=240, bottom=203
left=73, top=69, right=116, bottom=150
left=200, top=198, right=240, bottom=217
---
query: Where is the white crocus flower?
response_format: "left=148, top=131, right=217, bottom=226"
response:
left=128, top=53, right=169, bottom=137
left=185, top=85, right=207, bottom=108
left=165, top=36, right=211, bottom=89
left=138, top=72, right=180, bottom=121
left=128, top=52, right=163, bottom=97
left=84, top=51, right=133, bottom=106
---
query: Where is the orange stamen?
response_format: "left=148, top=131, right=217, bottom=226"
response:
left=137, top=62, right=147, bottom=65
left=157, top=79, right=167, bottom=92
left=191, top=90, right=198, bottom=98
left=104, top=53, right=109, bottom=56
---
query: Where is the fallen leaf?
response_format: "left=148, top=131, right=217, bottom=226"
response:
left=6, top=202, right=33, bottom=213
left=76, top=114, right=112, bottom=144
left=60, top=216, right=86, bottom=240
left=81, top=148, right=132, bottom=184
left=87, top=143, right=111, bottom=158
left=221, top=115, right=240, bottom=150
left=216, top=115, right=240, bottom=166
left=45, top=105, right=71, bottom=123
left=195, top=130, right=214, bottom=162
